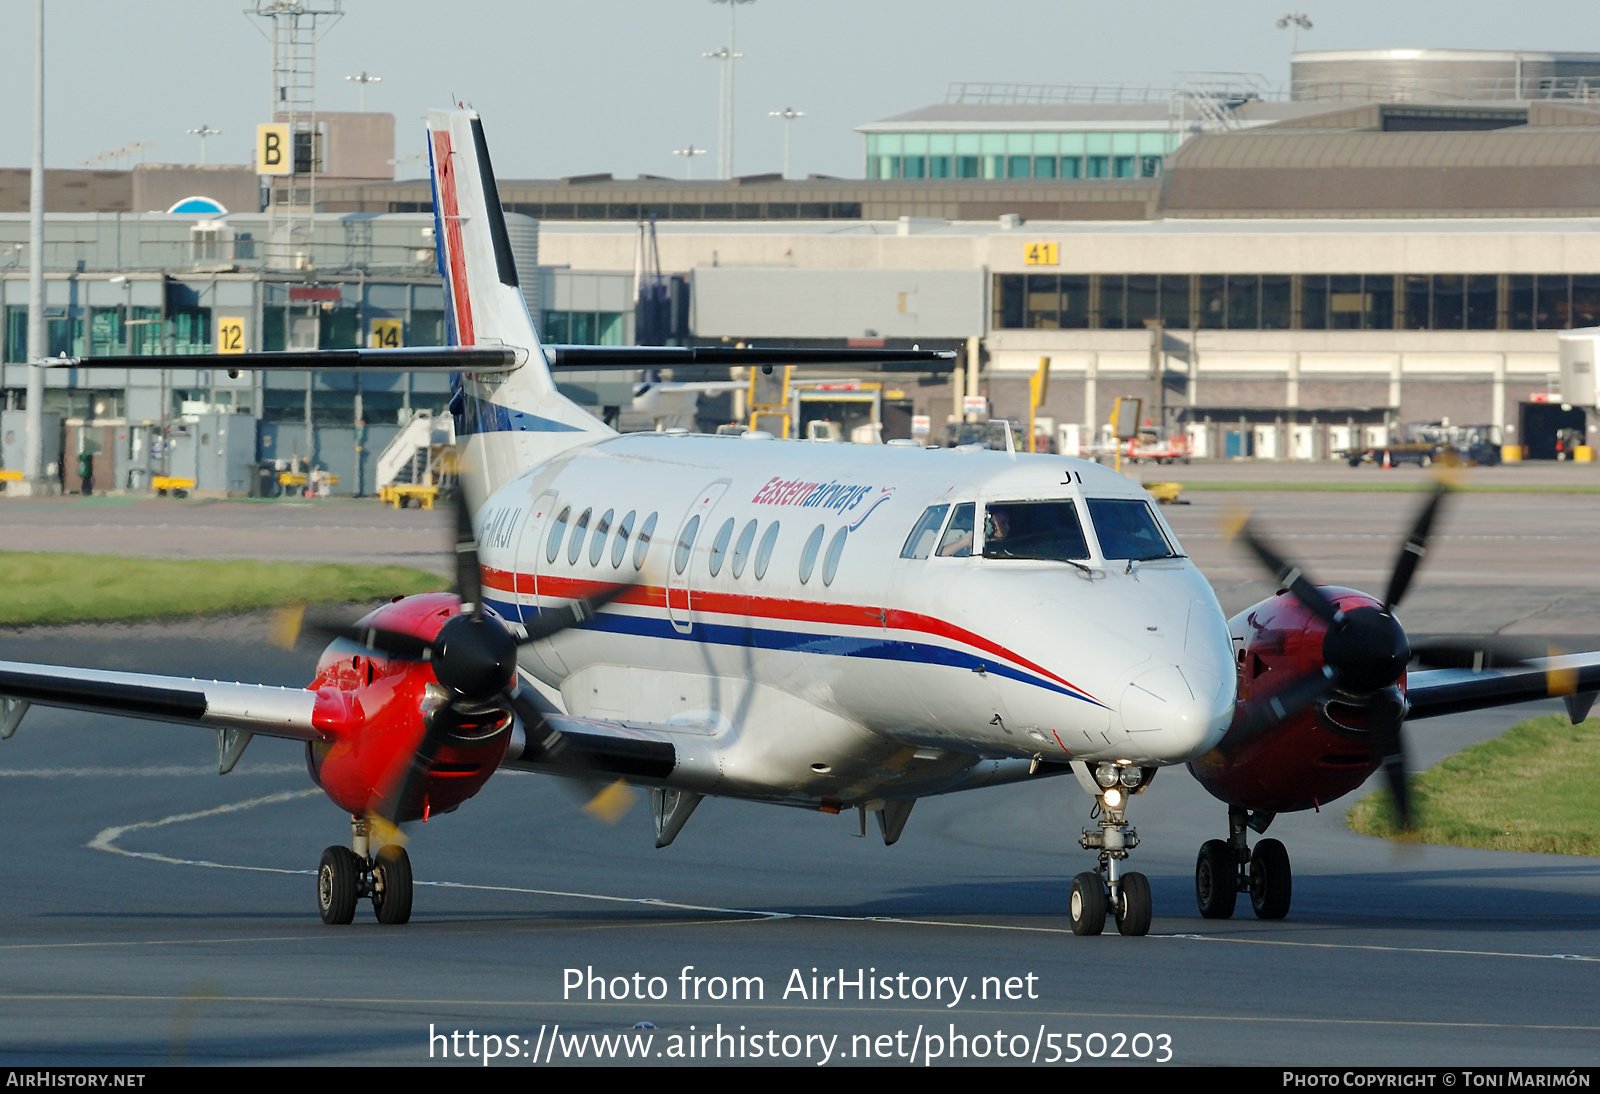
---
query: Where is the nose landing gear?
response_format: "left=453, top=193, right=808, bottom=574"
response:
left=1195, top=806, right=1291, bottom=920
left=318, top=815, right=414, bottom=925
left=1073, top=767, right=1153, bottom=936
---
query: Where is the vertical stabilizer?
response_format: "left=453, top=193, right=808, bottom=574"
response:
left=425, top=109, right=612, bottom=506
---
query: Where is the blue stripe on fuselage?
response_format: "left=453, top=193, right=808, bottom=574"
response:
left=485, top=595, right=1101, bottom=706
left=459, top=393, right=585, bottom=435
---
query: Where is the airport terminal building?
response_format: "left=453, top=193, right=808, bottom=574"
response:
left=5, top=49, right=1600, bottom=491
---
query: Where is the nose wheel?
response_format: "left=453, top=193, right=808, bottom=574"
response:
left=1074, top=765, right=1154, bottom=936
left=318, top=816, right=414, bottom=925
left=1195, top=807, right=1291, bottom=920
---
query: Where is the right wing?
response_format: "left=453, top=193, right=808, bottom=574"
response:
left=0, top=660, right=321, bottom=740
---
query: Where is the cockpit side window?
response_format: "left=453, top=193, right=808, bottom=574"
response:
left=1087, top=498, right=1179, bottom=560
left=936, top=502, right=976, bottom=558
left=981, top=501, right=1090, bottom=561
left=900, top=504, right=950, bottom=560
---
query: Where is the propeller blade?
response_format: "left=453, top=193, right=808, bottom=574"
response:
left=1368, top=689, right=1412, bottom=829
left=1218, top=666, right=1337, bottom=756
left=1410, top=638, right=1532, bottom=672
left=268, top=603, right=307, bottom=650
left=1233, top=522, right=1342, bottom=625
left=518, top=584, right=632, bottom=645
left=453, top=490, right=483, bottom=618
left=337, top=623, right=436, bottom=662
left=368, top=712, right=456, bottom=827
left=506, top=688, right=638, bottom=823
left=581, top=778, right=640, bottom=824
left=1384, top=483, right=1449, bottom=611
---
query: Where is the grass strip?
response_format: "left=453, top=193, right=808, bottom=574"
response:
left=1, top=552, right=447, bottom=627
left=1347, top=714, right=1600, bottom=856
left=1155, top=480, right=1600, bottom=494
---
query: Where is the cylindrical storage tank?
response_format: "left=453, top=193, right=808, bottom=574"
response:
left=1291, top=49, right=1600, bottom=103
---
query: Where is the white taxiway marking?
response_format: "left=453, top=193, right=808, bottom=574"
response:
left=87, top=791, right=1598, bottom=965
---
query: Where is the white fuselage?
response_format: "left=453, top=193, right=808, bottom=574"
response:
left=472, top=432, right=1236, bottom=808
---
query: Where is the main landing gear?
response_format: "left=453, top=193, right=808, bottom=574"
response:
left=1194, top=806, right=1291, bottom=920
left=1071, top=763, right=1154, bottom=937
left=318, top=815, right=414, bottom=926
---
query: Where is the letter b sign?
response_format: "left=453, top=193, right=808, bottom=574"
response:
left=257, top=124, right=291, bottom=175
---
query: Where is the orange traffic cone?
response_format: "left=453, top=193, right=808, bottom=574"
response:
left=1382, top=450, right=1393, bottom=469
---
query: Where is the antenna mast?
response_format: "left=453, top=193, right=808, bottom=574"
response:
left=248, top=1, right=344, bottom=271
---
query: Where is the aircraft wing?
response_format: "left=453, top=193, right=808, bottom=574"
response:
left=0, top=660, right=321, bottom=741
left=1405, top=652, right=1600, bottom=721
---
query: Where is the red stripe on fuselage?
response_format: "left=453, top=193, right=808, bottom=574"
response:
left=478, top=566, right=1099, bottom=703
left=431, top=129, right=475, bottom=347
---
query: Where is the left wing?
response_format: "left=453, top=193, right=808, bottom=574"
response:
left=1405, top=652, right=1600, bottom=721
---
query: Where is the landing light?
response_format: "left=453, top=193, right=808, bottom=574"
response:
left=1102, top=787, right=1126, bottom=810
left=1094, top=762, right=1120, bottom=788
left=1119, top=767, right=1143, bottom=788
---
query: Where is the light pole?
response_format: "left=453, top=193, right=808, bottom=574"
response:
left=187, top=125, right=221, bottom=165
left=701, top=47, right=741, bottom=179
left=22, top=0, right=47, bottom=494
left=344, top=70, right=381, bottom=112
left=672, top=143, right=707, bottom=179
left=768, top=107, right=804, bottom=178
left=1277, top=12, right=1312, bottom=54
left=705, top=0, right=754, bottom=179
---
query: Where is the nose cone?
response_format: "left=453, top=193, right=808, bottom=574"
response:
left=1117, top=600, right=1236, bottom=759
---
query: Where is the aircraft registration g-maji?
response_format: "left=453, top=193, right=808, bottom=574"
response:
left=9, top=108, right=1600, bottom=934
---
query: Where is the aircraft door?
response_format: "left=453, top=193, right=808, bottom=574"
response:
left=667, top=480, right=730, bottom=635
left=513, top=491, right=567, bottom=674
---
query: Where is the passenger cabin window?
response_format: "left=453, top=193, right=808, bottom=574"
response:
left=799, top=524, right=825, bottom=583
left=590, top=509, right=613, bottom=566
left=731, top=519, right=758, bottom=578
left=634, top=512, right=658, bottom=570
left=567, top=508, right=592, bottom=565
left=708, top=517, right=735, bottom=576
left=936, top=503, right=976, bottom=557
left=822, top=526, right=848, bottom=585
left=900, top=504, right=950, bottom=559
left=981, top=501, right=1090, bottom=561
left=546, top=506, right=571, bottom=564
left=674, top=515, right=701, bottom=575
left=754, top=522, right=780, bottom=579
left=1088, top=498, right=1178, bottom=560
left=611, top=510, right=636, bottom=568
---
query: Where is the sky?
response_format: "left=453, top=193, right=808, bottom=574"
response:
left=0, top=1, right=1596, bottom=182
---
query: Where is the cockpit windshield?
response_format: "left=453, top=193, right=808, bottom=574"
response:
left=981, top=501, right=1091, bottom=561
left=1087, top=498, right=1179, bottom=560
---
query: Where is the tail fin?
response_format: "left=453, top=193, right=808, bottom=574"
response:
left=425, top=109, right=611, bottom=504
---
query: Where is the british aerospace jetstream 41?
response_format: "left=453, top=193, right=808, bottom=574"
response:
left=12, top=109, right=1600, bottom=934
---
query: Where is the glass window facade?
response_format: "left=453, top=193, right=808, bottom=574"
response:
left=542, top=311, right=626, bottom=345
left=993, top=273, right=1600, bottom=332
left=865, top=130, right=1179, bottom=180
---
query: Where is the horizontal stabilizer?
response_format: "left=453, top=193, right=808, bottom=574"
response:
left=544, top=345, right=957, bottom=370
left=46, top=346, right=520, bottom=373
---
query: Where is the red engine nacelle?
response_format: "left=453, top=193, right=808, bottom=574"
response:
left=1188, top=587, right=1400, bottom=814
left=303, top=592, right=513, bottom=821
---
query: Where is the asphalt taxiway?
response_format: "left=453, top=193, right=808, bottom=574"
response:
left=0, top=476, right=1595, bottom=1066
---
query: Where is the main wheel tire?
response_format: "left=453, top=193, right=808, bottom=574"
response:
left=1195, top=839, right=1238, bottom=919
left=1116, top=871, right=1153, bottom=936
left=1069, top=871, right=1107, bottom=936
left=1249, top=838, right=1293, bottom=920
left=371, top=844, right=413, bottom=926
left=318, top=846, right=359, bottom=925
